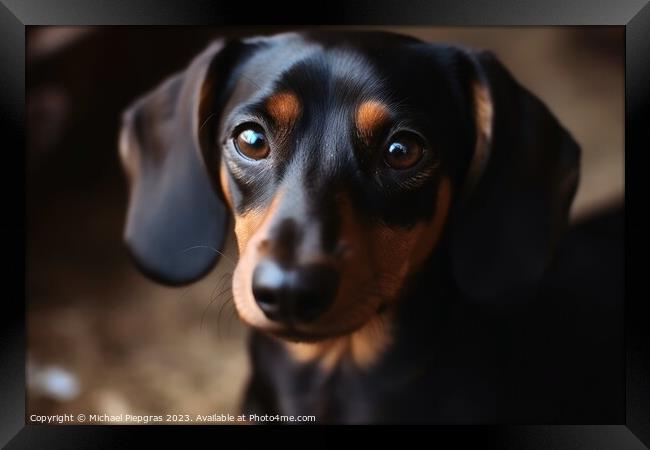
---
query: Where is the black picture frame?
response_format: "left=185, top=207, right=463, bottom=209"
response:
left=2, top=0, right=648, bottom=447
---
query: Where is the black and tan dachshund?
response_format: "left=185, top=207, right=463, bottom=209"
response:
left=118, top=31, right=622, bottom=423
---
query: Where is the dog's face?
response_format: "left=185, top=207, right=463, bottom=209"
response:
left=215, top=34, right=471, bottom=340
left=120, top=32, right=579, bottom=343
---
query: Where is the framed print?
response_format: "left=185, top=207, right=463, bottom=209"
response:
left=1, top=0, right=648, bottom=447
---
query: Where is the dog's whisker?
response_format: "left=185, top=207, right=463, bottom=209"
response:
left=217, top=296, right=235, bottom=339
left=176, top=285, right=194, bottom=302
left=240, top=73, right=262, bottom=90
left=180, top=245, right=238, bottom=268
left=214, top=273, right=233, bottom=300
left=200, top=294, right=220, bottom=334
left=208, top=276, right=224, bottom=301
left=219, top=270, right=233, bottom=284
left=200, top=272, right=234, bottom=334
left=199, top=112, right=215, bottom=132
left=215, top=285, right=233, bottom=303
left=218, top=273, right=234, bottom=292
left=227, top=303, right=239, bottom=333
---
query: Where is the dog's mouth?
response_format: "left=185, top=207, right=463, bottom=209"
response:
left=269, top=328, right=341, bottom=343
left=250, top=299, right=390, bottom=343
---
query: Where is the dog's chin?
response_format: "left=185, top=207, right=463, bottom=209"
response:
left=265, top=325, right=363, bottom=343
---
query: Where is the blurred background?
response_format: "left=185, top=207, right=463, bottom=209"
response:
left=26, top=26, right=623, bottom=423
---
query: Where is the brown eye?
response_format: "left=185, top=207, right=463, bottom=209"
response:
left=384, top=133, right=424, bottom=170
left=234, top=127, right=270, bottom=160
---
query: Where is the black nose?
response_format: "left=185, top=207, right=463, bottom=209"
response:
left=252, top=259, right=339, bottom=324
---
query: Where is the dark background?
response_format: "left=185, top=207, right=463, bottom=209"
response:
left=26, top=26, right=624, bottom=422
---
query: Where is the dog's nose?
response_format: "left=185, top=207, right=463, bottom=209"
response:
left=252, top=259, right=339, bottom=324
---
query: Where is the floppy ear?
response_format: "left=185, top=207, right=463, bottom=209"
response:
left=450, top=51, right=580, bottom=301
left=119, top=41, right=232, bottom=285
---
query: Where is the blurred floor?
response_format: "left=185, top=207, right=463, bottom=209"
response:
left=26, top=26, right=623, bottom=422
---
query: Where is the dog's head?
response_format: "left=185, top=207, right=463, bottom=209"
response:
left=119, top=31, right=579, bottom=342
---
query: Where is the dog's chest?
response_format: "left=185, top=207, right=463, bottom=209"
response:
left=245, top=330, right=412, bottom=423
left=244, top=329, right=473, bottom=423
left=243, top=304, right=528, bottom=423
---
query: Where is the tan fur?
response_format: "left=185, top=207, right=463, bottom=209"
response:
left=285, top=312, right=393, bottom=371
left=219, top=161, right=233, bottom=210
left=474, top=82, right=493, bottom=142
left=266, top=92, right=301, bottom=129
left=118, top=125, right=139, bottom=184
left=231, top=190, right=287, bottom=334
left=356, top=100, right=390, bottom=143
left=370, top=177, right=452, bottom=292
left=463, top=82, right=493, bottom=196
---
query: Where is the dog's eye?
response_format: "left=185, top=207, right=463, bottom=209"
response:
left=234, top=127, right=270, bottom=160
left=384, top=133, right=424, bottom=170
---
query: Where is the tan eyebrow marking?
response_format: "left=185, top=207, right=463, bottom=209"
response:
left=461, top=81, right=494, bottom=198
left=356, top=100, right=390, bottom=143
left=266, top=92, right=301, bottom=128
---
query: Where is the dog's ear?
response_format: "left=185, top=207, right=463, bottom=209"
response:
left=119, top=40, right=235, bottom=285
left=450, top=51, right=580, bottom=301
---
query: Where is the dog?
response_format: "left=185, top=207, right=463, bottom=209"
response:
left=118, top=31, right=591, bottom=423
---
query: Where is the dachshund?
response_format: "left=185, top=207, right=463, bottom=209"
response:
left=117, top=31, right=598, bottom=424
